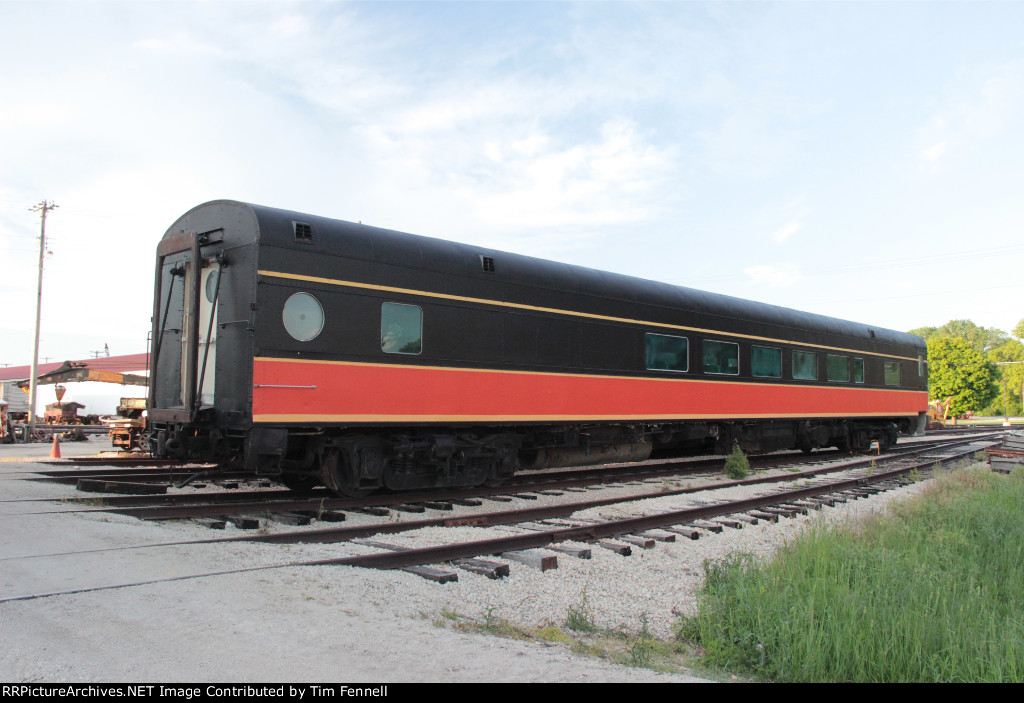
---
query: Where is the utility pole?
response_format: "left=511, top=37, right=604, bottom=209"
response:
left=995, top=360, right=1024, bottom=427
left=28, top=200, right=57, bottom=439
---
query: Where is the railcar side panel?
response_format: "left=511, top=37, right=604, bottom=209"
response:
left=252, top=357, right=928, bottom=424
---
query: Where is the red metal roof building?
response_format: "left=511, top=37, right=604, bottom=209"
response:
left=0, top=353, right=148, bottom=382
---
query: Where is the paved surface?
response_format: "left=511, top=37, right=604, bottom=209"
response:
left=0, top=438, right=708, bottom=683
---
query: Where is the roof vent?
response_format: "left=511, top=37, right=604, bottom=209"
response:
left=480, top=255, right=495, bottom=272
left=293, top=221, right=313, bottom=243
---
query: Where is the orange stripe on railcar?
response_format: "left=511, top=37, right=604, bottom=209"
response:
left=252, top=357, right=926, bottom=424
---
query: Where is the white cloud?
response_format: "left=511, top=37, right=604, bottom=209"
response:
left=270, top=14, right=310, bottom=39
left=744, top=265, right=801, bottom=287
left=132, top=34, right=225, bottom=56
left=0, top=103, right=74, bottom=134
left=916, top=57, right=1024, bottom=175
left=452, top=121, right=675, bottom=230
left=4, top=1, right=1024, bottom=360
left=767, top=195, right=808, bottom=244
left=918, top=139, right=948, bottom=173
left=772, top=217, right=802, bottom=243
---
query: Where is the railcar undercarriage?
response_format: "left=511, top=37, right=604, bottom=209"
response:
left=149, top=416, right=914, bottom=496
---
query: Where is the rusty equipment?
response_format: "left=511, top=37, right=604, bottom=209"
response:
left=18, top=360, right=148, bottom=388
left=12, top=360, right=150, bottom=446
left=102, top=397, right=148, bottom=451
left=926, top=396, right=955, bottom=430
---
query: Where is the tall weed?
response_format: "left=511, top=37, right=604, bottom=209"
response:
left=680, top=468, right=1024, bottom=682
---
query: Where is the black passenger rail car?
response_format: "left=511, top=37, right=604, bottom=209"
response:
left=149, top=201, right=928, bottom=495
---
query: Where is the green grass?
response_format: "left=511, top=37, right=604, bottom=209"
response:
left=434, top=603, right=698, bottom=676
left=679, top=466, right=1024, bottom=682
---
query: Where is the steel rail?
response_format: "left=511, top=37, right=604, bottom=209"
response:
left=295, top=442, right=984, bottom=571
left=241, top=437, right=987, bottom=546
left=5, top=435, right=994, bottom=522
left=0, top=441, right=988, bottom=604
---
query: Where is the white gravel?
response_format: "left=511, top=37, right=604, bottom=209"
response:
left=0, top=437, right=982, bottom=682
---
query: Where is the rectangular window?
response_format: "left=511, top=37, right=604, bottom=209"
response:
left=884, top=361, right=901, bottom=386
left=853, top=358, right=865, bottom=384
left=827, top=354, right=850, bottom=382
left=703, top=340, right=739, bottom=375
left=792, top=351, right=817, bottom=380
left=645, top=334, right=688, bottom=372
left=751, top=345, right=782, bottom=378
left=381, top=302, right=422, bottom=354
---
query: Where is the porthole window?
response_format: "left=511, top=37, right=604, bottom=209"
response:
left=282, top=292, right=324, bottom=342
left=204, top=268, right=219, bottom=303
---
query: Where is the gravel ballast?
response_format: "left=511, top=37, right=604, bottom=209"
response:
left=0, top=438, right=974, bottom=682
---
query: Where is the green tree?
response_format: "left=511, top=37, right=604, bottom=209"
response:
left=913, top=320, right=1009, bottom=354
left=927, top=337, right=998, bottom=416
left=908, top=325, right=937, bottom=341
left=1013, top=318, right=1024, bottom=341
left=984, top=339, right=1024, bottom=416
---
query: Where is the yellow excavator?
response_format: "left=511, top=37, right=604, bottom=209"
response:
left=926, top=396, right=955, bottom=429
left=16, top=360, right=149, bottom=448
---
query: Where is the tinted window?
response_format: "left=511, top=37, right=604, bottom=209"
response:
left=703, top=340, right=739, bottom=375
left=884, top=361, right=901, bottom=386
left=827, top=355, right=850, bottom=382
left=751, top=346, right=782, bottom=378
left=645, top=334, right=688, bottom=372
left=853, top=358, right=865, bottom=383
left=381, top=303, right=422, bottom=354
left=793, top=351, right=817, bottom=380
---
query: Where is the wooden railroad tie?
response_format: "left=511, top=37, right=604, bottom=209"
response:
left=77, top=479, right=168, bottom=495
left=500, top=549, right=558, bottom=571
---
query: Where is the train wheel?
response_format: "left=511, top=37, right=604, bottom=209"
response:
left=319, top=447, right=370, bottom=497
left=279, top=473, right=319, bottom=492
left=483, top=475, right=508, bottom=488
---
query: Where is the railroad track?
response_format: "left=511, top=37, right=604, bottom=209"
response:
left=9, top=429, right=999, bottom=501
left=236, top=436, right=989, bottom=581
left=1, top=435, right=998, bottom=536
left=0, top=433, right=996, bottom=599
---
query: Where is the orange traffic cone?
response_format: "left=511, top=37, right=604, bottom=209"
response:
left=50, top=433, right=61, bottom=458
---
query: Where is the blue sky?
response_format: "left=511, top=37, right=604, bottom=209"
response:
left=2, top=0, right=1023, bottom=371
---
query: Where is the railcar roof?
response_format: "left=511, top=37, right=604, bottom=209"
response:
left=165, top=200, right=925, bottom=352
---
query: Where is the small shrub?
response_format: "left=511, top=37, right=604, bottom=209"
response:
left=482, top=605, right=500, bottom=630
left=565, top=587, right=599, bottom=633
left=723, top=441, right=750, bottom=480
left=630, top=612, right=655, bottom=667
left=535, top=626, right=573, bottom=644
